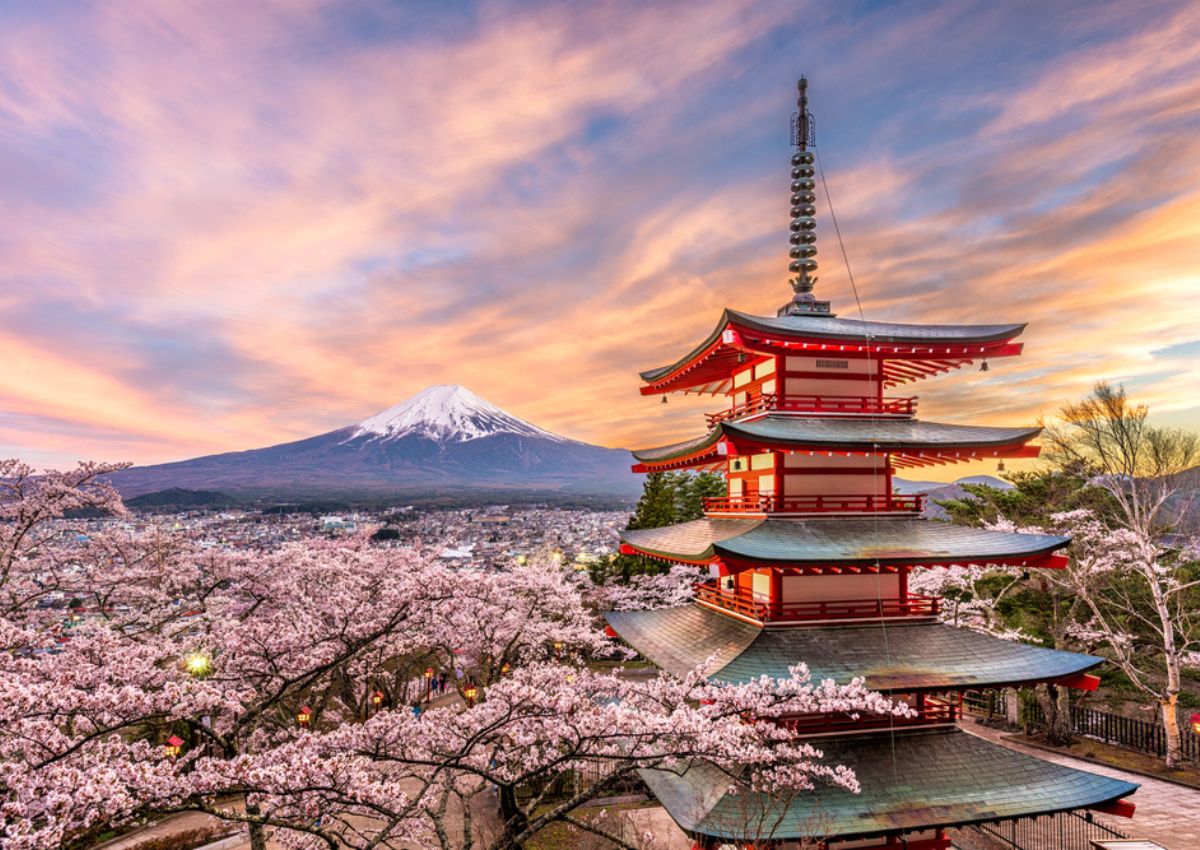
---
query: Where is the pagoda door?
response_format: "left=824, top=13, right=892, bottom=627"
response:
left=742, top=477, right=759, bottom=510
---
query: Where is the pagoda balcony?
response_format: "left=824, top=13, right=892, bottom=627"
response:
left=777, top=695, right=960, bottom=737
left=705, top=393, right=917, bottom=427
left=693, top=582, right=941, bottom=625
left=703, top=493, right=926, bottom=516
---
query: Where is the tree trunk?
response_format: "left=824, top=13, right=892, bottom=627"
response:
left=245, top=800, right=268, bottom=850
left=1037, top=684, right=1073, bottom=746
left=495, top=784, right=527, bottom=850
left=1162, top=694, right=1182, bottom=769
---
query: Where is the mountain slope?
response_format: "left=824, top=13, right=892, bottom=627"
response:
left=109, top=386, right=638, bottom=499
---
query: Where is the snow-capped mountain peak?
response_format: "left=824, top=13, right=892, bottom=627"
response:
left=348, top=385, right=569, bottom=444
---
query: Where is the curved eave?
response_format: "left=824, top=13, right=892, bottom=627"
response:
left=620, top=518, right=761, bottom=565
left=620, top=517, right=1070, bottom=569
left=640, top=728, right=1137, bottom=843
left=639, top=309, right=1027, bottom=395
left=605, top=606, right=1101, bottom=691
left=630, top=419, right=1043, bottom=472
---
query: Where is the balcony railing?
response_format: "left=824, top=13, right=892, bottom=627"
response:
left=703, top=493, right=925, bottom=516
left=706, top=393, right=916, bottom=427
left=777, top=696, right=959, bottom=736
left=693, top=582, right=941, bottom=624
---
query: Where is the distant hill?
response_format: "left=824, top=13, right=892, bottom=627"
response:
left=125, top=488, right=241, bottom=510
left=892, top=475, right=1014, bottom=520
left=893, top=475, right=1012, bottom=496
left=109, top=385, right=639, bottom=501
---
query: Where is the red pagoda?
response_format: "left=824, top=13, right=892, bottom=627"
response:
left=606, top=78, right=1138, bottom=850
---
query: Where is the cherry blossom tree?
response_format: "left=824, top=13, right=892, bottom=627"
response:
left=1, top=460, right=897, bottom=850
left=1043, top=383, right=1200, bottom=766
left=171, top=661, right=901, bottom=850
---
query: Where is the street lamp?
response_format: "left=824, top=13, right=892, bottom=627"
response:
left=164, top=735, right=185, bottom=758
left=371, top=690, right=385, bottom=707
left=464, top=684, right=478, bottom=708
left=1190, top=712, right=1200, bottom=735
left=553, top=641, right=564, bottom=659
left=184, top=651, right=211, bottom=677
left=424, top=667, right=435, bottom=702
left=296, top=705, right=312, bottom=728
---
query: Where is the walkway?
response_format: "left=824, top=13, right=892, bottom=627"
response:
left=965, top=719, right=1200, bottom=849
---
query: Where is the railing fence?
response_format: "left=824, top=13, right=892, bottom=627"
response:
left=963, top=688, right=1197, bottom=762
left=951, top=811, right=1130, bottom=850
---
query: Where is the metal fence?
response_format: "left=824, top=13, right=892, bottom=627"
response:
left=953, top=811, right=1130, bottom=850
left=1025, top=701, right=1199, bottom=761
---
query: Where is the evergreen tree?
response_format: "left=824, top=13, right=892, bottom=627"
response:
left=626, top=472, right=678, bottom=530
left=672, top=471, right=727, bottom=522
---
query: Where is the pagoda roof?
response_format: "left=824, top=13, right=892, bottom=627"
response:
left=631, top=416, right=1041, bottom=470
left=640, top=727, right=1136, bottom=842
left=604, top=605, right=1100, bottom=690
left=640, top=309, right=1027, bottom=394
left=620, top=517, right=1068, bottom=567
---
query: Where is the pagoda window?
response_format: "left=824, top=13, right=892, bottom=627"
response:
left=732, top=366, right=753, bottom=388
left=750, top=571, right=771, bottom=601
left=759, top=473, right=776, bottom=495
left=749, top=453, right=774, bottom=471
left=754, top=358, right=776, bottom=378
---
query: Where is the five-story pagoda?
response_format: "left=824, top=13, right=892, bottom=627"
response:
left=606, top=78, right=1139, bottom=850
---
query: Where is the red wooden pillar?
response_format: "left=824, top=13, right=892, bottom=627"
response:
left=769, top=567, right=782, bottom=618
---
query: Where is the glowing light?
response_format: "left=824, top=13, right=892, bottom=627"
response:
left=184, top=652, right=211, bottom=677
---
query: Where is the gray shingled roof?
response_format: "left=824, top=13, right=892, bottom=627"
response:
left=604, top=605, right=1102, bottom=689
left=631, top=417, right=1041, bottom=463
left=640, top=728, right=1137, bottom=841
left=640, top=308, right=1026, bottom=382
left=620, top=517, right=1068, bottom=565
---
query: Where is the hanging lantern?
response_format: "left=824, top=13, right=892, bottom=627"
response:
left=164, top=735, right=185, bottom=758
left=296, top=705, right=312, bottom=728
left=980, top=359, right=989, bottom=372
left=996, top=459, right=1006, bottom=473
left=661, top=395, right=668, bottom=404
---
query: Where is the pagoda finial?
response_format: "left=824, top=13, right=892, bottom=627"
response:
left=778, top=76, right=833, bottom=317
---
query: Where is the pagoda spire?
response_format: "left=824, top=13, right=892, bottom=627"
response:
left=778, top=76, right=832, bottom=317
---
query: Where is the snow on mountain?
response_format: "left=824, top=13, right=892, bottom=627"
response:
left=107, top=384, right=636, bottom=499
left=348, top=385, right=569, bottom=444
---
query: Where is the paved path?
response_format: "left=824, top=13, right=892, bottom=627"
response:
left=965, top=719, right=1200, bottom=849
left=96, top=811, right=233, bottom=850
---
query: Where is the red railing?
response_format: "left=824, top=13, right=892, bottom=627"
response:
left=706, top=393, right=917, bottom=426
left=703, top=493, right=925, bottom=515
left=693, top=582, right=941, bottom=623
left=777, top=696, right=959, bottom=736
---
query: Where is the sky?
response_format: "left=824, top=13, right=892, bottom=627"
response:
left=1, top=0, right=1198, bottom=481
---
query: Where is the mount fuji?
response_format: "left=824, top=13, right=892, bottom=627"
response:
left=108, top=386, right=639, bottom=501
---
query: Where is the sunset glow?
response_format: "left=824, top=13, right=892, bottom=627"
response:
left=3, top=0, right=1198, bottom=479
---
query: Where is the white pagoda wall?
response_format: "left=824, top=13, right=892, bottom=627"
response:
left=781, top=573, right=900, bottom=602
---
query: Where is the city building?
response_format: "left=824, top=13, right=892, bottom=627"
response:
left=606, top=78, right=1138, bottom=850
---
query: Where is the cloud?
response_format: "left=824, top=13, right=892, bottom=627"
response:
left=0, top=0, right=1196, bottom=482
